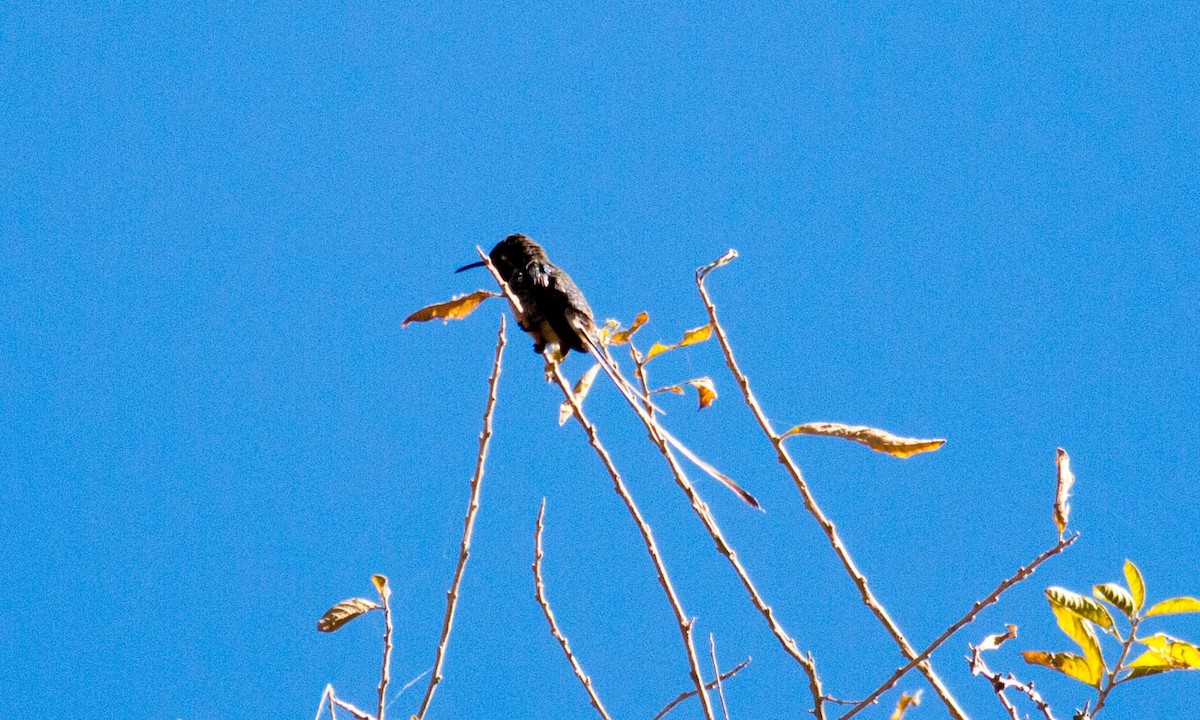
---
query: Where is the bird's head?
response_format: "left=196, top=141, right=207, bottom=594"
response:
left=455, top=233, right=548, bottom=281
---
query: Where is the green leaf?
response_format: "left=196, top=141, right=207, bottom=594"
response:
left=1049, top=586, right=1116, bottom=630
left=1124, top=560, right=1146, bottom=613
left=1145, top=597, right=1200, bottom=618
left=1093, top=583, right=1136, bottom=619
left=1022, top=650, right=1101, bottom=686
left=317, top=597, right=381, bottom=633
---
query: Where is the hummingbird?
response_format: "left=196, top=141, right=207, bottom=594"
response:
left=456, top=234, right=761, bottom=510
left=456, top=234, right=595, bottom=358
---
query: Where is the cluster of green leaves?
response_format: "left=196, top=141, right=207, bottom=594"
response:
left=1023, top=560, right=1200, bottom=712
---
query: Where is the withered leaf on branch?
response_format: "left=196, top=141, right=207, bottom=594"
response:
left=317, top=597, right=381, bottom=633
left=696, top=249, right=738, bottom=281
left=976, top=624, right=1019, bottom=653
left=889, top=691, right=921, bottom=720
left=779, top=422, right=945, bottom=458
left=402, top=290, right=500, bottom=327
left=609, top=312, right=649, bottom=346
left=371, top=573, right=391, bottom=601
left=1054, top=447, right=1075, bottom=536
left=644, top=324, right=714, bottom=362
left=558, top=364, right=602, bottom=425
left=650, top=377, right=718, bottom=410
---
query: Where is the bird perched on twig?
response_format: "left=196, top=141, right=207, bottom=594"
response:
left=457, top=234, right=594, bottom=359
left=457, top=234, right=761, bottom=510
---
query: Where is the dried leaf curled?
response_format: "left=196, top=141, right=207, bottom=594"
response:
left=402, top=290, right=500, bottom=327
left=1054, top=447, right=1075, bottom=535
left=976, top=624, right=1019, bottom=653
left=697, top=249, right=738, bottom=281
left=317, top=597, right=381, bottom=633
left=371, top=574, right=391, bottom=601
left=558, top=364, right=602, bottom=425
left=779, top=422, right=945, bottom=458
left=609, top=312, right=650, bottom=345
left=643, top=324, right=713, bottom=362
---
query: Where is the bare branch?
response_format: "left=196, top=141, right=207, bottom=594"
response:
left=709, top=634, right=731, bottom=720
left=377, top=577, right=393, bottom=720
left=534, top=500, right=614, bottom=720
left=840, top=532, right=1079, bottom=719
left=414, top=316, right=507, bottom=720
left=695, top=252, right=966, bottom=720
left=651, top=658, right=752, bottom=720
left=333, top=696, right=374, bottom=720
left=968, top=629, right=1059, bottom=720
left=476, top=247, right=716, bottom=720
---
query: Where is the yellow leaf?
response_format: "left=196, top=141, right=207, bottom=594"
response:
left=1124, top=560, right=1146, bottom=613
left=1048, top=600, right=1105, bottom=686
left=678, top=324, right=713, bottom=347
left=1050, top=586, right=1116, bottom=629
left=650, top=384, right=686, bottom=396
left=610, top=312, right=649, bottom=345
left=1022, top=650, right=1100, bottom=687
left=889, top=690, right=921, bottom=720
left=1137, top=634, right=1200, bottom=669
left=402, top=290, right=500, bottom=327
left=644, top=341, right=672, bottom=361
left=371, top=574, right=391, bottom=601
left=1054, top=447, right=1074, bottom=535
left=317, top=597, right=381, bottom=633
left=558, top=364, right=602, bottom=426
left=779, top=422, right=945, bottom=458
left=1145, top=597, right=1200, bottom=618
left=687, top=377, right=717, bottom=409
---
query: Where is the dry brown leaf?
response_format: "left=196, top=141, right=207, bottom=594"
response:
left=317, top=597, right=381, bottom=633
left=977, top=625, right=1019, bottom=653
left=402, top=290, right=500, bottom=327
left=610, top=312, right=650, bottom=345
left=688, top=377, right=717, bottom=409
left=780, top=422, right=945, bottom=458
left=558, top=364, right=602, bottom=425
left=1054, top=447, right=1074, bottom=536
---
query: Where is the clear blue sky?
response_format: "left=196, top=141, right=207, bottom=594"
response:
left=2, top=2, right=1197, bottom=718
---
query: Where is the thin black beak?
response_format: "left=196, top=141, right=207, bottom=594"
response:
left=455, top=260, right=487, bottom=273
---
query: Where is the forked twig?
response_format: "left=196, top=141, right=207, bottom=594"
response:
left=534, top=500, right=614, bottom=720
left=840, top=532, right=1078, bottom=719
left=477, top=248, right=716, bottom=720
left=695, top=250, right=966, bottom=720
left=414, top=316, right=507, bottom=720
left=651, top=658, right=752, bottom=720
left=968, top=628, right=1059, bottom=720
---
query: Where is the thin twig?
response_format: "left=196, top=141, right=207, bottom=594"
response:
left=378, top=579, right=393, bottom=720
left=534, top=500, right=614, bottom=720
left=651, top=658, right=753, bottom=720
left=414, top=315, right=507, bottom=720
left=333, top=696, right=374, bottom=720
left=709, top=634, right=731, bottom=720
left=477, top=247, right=716, bottom=720
left=695, top=251, right=967, bottom=720
left=329, top=687, right=339, bottom=720
left=315, top=684, right=335, bottom=720
left=615, top=338, right=827, bottom=719
left=840, top=533, right=1079, bottom=720
left=967, top=631, right=1058, bottom=720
